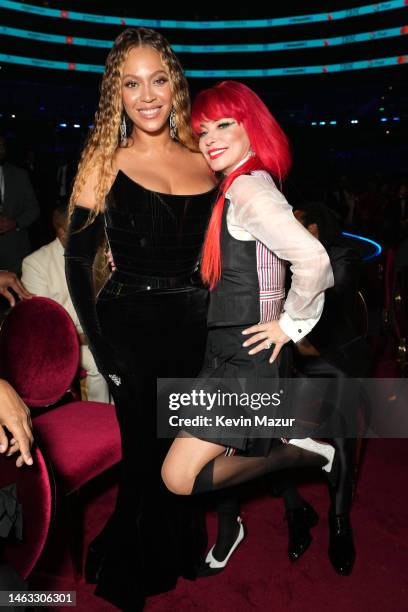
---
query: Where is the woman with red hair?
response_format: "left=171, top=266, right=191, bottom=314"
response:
left=161, top=81, right=335, bottom=564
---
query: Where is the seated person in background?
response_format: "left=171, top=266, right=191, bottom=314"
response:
left=0, top=278, right=33, bottom=601
left=273, top=202, right=370, bottom=576
left=294, top=203, right=368, bottom=374
left=0, top=379, right=33, bottom=605
left=0, top=378, right=33, bottom=468
left=0, top=135, right=40, bottom=275
left=0, top=270, right=32, bottom=308
left=22, top=205, right=110, bottom=403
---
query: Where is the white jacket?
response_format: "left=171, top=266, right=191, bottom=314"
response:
left=22, top=238, right=83, bottom=334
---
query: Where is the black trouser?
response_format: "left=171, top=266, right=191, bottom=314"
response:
left=284, top=355, right=357, bottom=514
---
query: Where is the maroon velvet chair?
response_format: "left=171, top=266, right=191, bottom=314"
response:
left=0, top=296, right=80, bottom=407
left=0, top=447, right=54, bottom=579
left=0, top=297, right=121, bottom=577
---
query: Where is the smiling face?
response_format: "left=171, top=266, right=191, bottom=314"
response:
left=121, top=46, right=173, bottom=136
left=198, top=118, right=252, bottom=175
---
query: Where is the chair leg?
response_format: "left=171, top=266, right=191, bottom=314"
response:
left=66, top=491, right=85, bottom=581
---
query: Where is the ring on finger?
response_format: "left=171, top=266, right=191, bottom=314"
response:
left=265, top=340, right=272, bottom=349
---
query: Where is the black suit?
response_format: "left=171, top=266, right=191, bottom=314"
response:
left=295, top=237, right=370, bottom=514
left=306, top=239, right=370, bottom=377
left=0, top=163, right=39, bottom=274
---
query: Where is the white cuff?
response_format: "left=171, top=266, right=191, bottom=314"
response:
left=278, top=311, right=321, bottom=343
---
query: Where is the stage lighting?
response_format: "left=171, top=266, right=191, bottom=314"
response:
left=342, top=232, right=382, bottom=261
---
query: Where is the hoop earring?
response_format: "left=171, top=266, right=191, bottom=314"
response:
left=120, top=114, right=127, bottom=146
left=169, top=108, right=177, bottom=140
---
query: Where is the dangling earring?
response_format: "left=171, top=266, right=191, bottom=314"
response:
left=120, top=114, right=127, bottom=146
left=169, top=108, right=177, bottom=140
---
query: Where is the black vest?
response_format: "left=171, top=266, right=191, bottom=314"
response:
left=207, top=199, right=260, bottom=327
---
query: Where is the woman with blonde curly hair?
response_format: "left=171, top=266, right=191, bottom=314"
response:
left=65, top=27, right=217, bottom=610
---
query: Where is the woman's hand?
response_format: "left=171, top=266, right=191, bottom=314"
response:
left=0, top=380, right=34, bottom=467
left=242, top=320, right=290, bottom=363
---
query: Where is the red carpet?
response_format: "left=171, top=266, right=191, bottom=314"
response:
left=30, top=439, right=408, bottom=611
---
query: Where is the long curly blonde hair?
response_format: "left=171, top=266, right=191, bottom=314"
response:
left=69, top=27, right=195, bottom=221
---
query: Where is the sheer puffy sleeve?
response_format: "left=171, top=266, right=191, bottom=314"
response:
left=227, top=174, right=334, bottom=342
left=64, top=206, right=117, bottom=380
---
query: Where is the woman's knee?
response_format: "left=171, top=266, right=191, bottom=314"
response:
left=161, top=458, right=194, bottom=496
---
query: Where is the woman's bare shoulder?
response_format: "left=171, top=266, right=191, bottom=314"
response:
left=75, top=156, right=118, bottom=209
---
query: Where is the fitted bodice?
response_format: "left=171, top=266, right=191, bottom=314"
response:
left=207, top=199, right=260, bottom=327
left=104, top=170, right=217, bottom=281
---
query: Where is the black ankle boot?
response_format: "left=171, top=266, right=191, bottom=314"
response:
left=286, top=502, right=319, bottom=561
left=328, top=512, right=355, bottom=575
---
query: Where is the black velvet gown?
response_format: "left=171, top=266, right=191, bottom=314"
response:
left=65, top=170, right=217, bottom=611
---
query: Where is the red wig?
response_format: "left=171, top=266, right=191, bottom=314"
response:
left=192, top=80, right=291, bottom=289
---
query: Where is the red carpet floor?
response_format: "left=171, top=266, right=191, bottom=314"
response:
left=30, top=438, right=408, bottom=612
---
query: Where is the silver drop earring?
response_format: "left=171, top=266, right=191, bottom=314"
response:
left=169, top=108, right=177, bottom=139
left=120, top=114, right=127, bottom=146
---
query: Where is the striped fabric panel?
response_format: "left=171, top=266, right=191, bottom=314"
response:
left=256, top=240, right=286, bottom=322
left=222, top=239, right=286, bottom=457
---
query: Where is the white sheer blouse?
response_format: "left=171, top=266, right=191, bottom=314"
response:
left=225, top=171, right=334, bottom=342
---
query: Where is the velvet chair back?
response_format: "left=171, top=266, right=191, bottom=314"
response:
left=0, top=297, right=80, bottom=408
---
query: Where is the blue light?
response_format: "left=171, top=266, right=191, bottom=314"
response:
left=0, top=51, right=404, bottom=78
left=342, top=231, right=382, bottom=261
left=1, top=23, right=405, bottom=53
left=380, top=117, right=388, bottom=122
left=59, top=123, right=67, bottom=127
left=319, top=121, right=326, bottom=125
left=392, top=116, right=400, bottom=121
left=1, top=0, right=404, bottom=28
left=329, top=120, right=337, bottom=125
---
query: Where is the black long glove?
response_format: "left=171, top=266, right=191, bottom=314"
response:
left=64, top=206, right=120, bottom=390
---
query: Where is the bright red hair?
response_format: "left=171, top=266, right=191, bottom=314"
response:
left=192, top=81, right=291, bottom=289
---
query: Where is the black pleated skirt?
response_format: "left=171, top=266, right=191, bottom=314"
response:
left=183, top=325, right=293, bottom=456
